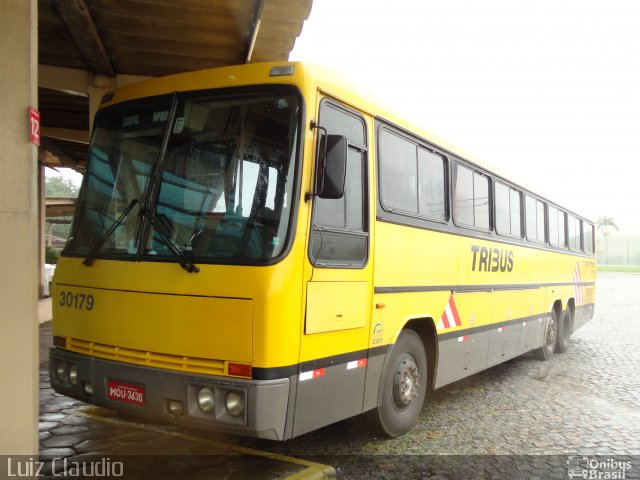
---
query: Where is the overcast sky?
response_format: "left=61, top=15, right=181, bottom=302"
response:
left=290, top=0, right=639, bottom=233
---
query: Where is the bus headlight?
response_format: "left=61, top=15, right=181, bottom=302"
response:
left=225, top=391, right=244, bottom=417
left=197, top=387, right=215, bottom=413
left=55, top=361, right=68, bottom=382
left=68, top=364, right=78, bottom=386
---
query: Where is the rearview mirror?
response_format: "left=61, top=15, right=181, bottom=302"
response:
left=317, top=134, right=347, bottom=199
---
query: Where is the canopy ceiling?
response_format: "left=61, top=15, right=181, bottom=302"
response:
left=38, top=0, right=312, bottom=172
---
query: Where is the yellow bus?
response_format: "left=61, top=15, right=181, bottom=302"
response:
left=50, top=62, right=596, bottom=440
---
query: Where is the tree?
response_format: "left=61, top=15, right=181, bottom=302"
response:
left=45, top=245, right=59, bottom=264
left=45, top=175, right=79, bottom=197
left=45, top=175, right=80, bottom=242
left=596, top=217, right=619, bottom=265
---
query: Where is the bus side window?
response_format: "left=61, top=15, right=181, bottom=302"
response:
left=495, top=181, right=522, bottom=238
left=453, top=164, right=490, bottom=231
left=568, top=215, right=581, bottom=251
left=525, top=195, right=546, bottom=243
left=582, top=222, right=594, bottom=253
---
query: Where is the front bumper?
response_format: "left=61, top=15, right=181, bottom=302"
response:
left=49, top=348, right=291, bottom=440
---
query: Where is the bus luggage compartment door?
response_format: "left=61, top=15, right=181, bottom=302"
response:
left=305, top=281, right=367, bottom=334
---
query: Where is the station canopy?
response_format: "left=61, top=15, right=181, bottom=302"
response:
left=38, top=0, right=313, bottom=172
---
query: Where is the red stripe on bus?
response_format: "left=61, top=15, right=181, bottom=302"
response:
left=448, top=295, right=461, bottom=326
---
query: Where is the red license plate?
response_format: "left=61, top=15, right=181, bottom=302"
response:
left=107, top=379, right=145, bottom=406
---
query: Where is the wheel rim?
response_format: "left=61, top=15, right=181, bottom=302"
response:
left=544, top=315, right=557, bottom=351
left=392, top=354, right=420, bottom=410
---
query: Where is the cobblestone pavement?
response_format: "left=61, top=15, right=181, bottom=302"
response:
left=37, top=273, right=640, bottom=479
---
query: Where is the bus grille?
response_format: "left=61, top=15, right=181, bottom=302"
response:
left=65, top=338, right=226, bottom=376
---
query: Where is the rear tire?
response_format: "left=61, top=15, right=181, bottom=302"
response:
left=555, top=308, right=572, bottom=353
left=533, top=310, right=558, bottom=361
left=367, top=329, right=427, bottom=437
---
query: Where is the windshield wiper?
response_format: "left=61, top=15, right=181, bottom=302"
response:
left=83, top=199, right=139, bottom=267
left=139, top=209, right=200, bottom=274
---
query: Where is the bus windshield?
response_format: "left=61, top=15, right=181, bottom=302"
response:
left=65, top=89, right=301, bottom=264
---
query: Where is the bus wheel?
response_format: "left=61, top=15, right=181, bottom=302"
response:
left=555, top=309, right=572, bottom=353
left=533, top=310, right=558, bottom=361
left=368, top=329, right=427, bottom=437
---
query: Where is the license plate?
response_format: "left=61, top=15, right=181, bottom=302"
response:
left=107, top=379, right=145, bottom=406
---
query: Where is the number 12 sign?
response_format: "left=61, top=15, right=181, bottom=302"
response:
left=29, top=106, right=40, bottom=146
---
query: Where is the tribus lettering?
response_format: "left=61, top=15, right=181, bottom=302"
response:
left=470, top=245, right=514, bottom=272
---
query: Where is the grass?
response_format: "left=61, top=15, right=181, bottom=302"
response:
left=597, top=265, right=640, bottom=273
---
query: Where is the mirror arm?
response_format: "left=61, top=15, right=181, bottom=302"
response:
left=306, top=121, right=328, bottom=202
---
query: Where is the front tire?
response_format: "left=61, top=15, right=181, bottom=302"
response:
left=533, top=310, right=558, bottom=361
left=367, top=329, right=427, bottom=437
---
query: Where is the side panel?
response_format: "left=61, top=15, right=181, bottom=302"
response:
left=489, top=289, right=525, bottom=363
left=487, top=324, right=517, bottom=367
left=305, top=281, right=368, bottom=333
left=574, top=303, right=595, bottom=331
left=435, top=330, right=490, bottom=388
left=292, top=359, right=367, bottom=437
left=523, top=287, right=546, bottom=349
left=362, top=351, right=387, bottom=412
left=519, top=315, right=541, bottom=352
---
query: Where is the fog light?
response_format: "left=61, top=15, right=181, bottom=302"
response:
left=197, top=387, right=215, bottom=413
left=167, top=399, right=184, bottom=416
left=225, top=391, right=244, bottom=417
left=83, top=383, right=93, bottom=395
left=68, top=364, right=78, bottom=386
left=55, top=361, right=68, bottom=382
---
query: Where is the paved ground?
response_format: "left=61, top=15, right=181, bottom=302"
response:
left=37, top=273, right=640, bottom=479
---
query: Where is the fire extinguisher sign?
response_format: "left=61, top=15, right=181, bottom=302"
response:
left=29, top=106, right=40, bottom=146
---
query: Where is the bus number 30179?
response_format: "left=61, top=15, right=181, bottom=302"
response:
left=58, top=290, right=94, bottom=311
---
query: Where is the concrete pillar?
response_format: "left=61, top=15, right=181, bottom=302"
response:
left=0, top=0, right=39, bottom=455
left=87, top=74, right=116, bottom=131
left=87, top=85, right=108, bottom=132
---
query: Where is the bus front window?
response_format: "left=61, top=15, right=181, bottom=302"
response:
left=64, top=89, right=300, bottom=265
left=149, top=92, right=300, bottom=262
left=65, top=97, right=173, bottom=257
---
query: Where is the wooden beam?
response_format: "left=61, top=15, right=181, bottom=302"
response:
left=38, top=149, right=61, bottom=167
left=39, top=137, right=82, bottom=170
left=51, top=0, right=114, bottom=75
left=45, top=197, right=77, bottom=218
left=39, top=64, right=148, bottom=93
left=41, top=127, right=90, bottom=144
left=39, top=65, right=90, bottom=96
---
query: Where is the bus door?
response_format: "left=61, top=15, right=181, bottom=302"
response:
left=294, top=97, right=373, bottom=436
